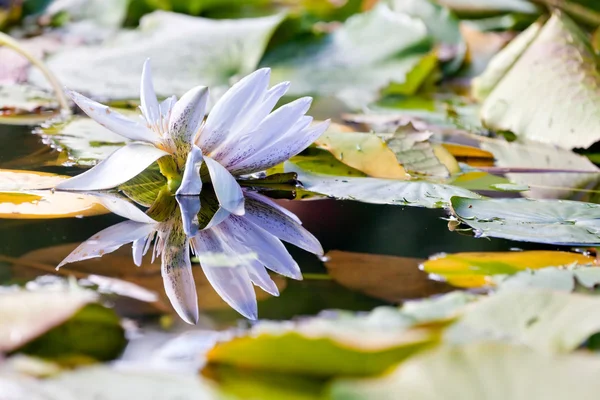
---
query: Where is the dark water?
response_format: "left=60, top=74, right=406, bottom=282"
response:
left=0, top=123, right=555, bottom=325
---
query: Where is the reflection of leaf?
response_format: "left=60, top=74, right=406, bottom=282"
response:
left=479, top=138, right=600, bottom=199
left=264, top=3, right=430, bottom=108
left=447, top=289, right=600, bottom=353
left=324, top=250, right=452, bottom=302
left=38, top=114, right=133, bottom=165
left=330, top=342, right=600, bottom=400
left=478, top=13, right=600, bottom=150
left=30, top=11, right=283, bottom=100
left=451, top=196, right=600, bottom=245
left=421, top=250, right=596, bottom=288
left=287, top=162, right=481, bottom=208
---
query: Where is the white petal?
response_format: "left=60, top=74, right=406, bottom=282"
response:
left=244, top=190, right=301, bottom=224
left=246, top=260, right=279, bottom=296
left=132, top=236, right=146, bottom=266
left=55, top=143, right=169, bottom=191
left=169, top=86, right=208, bottom=145
left=197, top=68, right=270, bottom=154
left=204, top=207, right=230, bottom=230
left=192, top=229, right=258, bottom=319
left=176, top=145, right=203, bottom=196
left=244, top=194, right=323, bottom=255
left=226, top=215, right=302, bottom=280
left=230, top=119, right=330, bottom=175
left=140, top=59, right=161, bottom=126
left=204, top=156, right=244, bottom=215
left=159, top=95, right=177, bottom=133
left=161, top=234, right=199, bottom=325
left=66, top=89, right=158, bottom=143
left=176, top=195, right=200, bottom=237
left=58, top=221, right=155, bottom=268
left=90, top=192, right=156, bottom=224
left=216, top=97, right=313, bottom=167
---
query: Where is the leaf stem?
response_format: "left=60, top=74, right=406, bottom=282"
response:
left=0, top=31, right=70, bottom=114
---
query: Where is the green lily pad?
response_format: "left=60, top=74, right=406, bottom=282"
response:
left=29, top=11, right=284, bottom=100
left=446, top=289, right=600, bottom=353
left=287, top=162, right=481, bottom=208
left=478, top=12, right=600, bottom=150
left=264, top=3, right=431, bottom=109
left=450, top=196, right=600, bottom=245
left=330, top=342, right=600, bottom=400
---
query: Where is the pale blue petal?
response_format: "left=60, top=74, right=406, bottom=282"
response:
left=244, top=193, right=323, bottom=256
left=169, top=86, right=208, bottom=145
left=66, top=89, right=158, bottom=143
left=176, top=195, right=201, bottom=237
left=176, top=145, right=204, bottom=196
left=58, top=221, right=156, bottom=268
left=203, top=207, right=230, bottom=230
left=204, top=156, right=244, bottom=215
left=197, top=68, right=270, bottom=154
left=244, top=190, right=301, bottom=224
left=161, top=234, right=199, bottom=325
left=55, top=143, right=169, bottom=191
left=91, top=192, right=156, bottom=224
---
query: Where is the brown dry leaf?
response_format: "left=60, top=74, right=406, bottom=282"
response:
left=324, top=250, right=452, bottom=302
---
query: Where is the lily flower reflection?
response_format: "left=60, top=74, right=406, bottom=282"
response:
left=57, top=189, right=322, bottom=324
left=55, top=59, right=330, bottom=219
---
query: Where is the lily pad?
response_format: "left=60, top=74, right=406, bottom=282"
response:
left=493, top=266, right=600, bottom=292
left=29, top=11, right=284, bottom=100
left=287, top=162, right=481, bottom=208
left=450, top=196, right=600, bottom=245
left=422, top=250, right=596, bottom=288
left=447, top=289, right=600, bottom=353
left=264, top=3, right=431, bottom=108
left=478, top=12, right=600, bottom=150
left=330, top=342, right=600, bottom=400
left=0, top=84, right=60, bottom=125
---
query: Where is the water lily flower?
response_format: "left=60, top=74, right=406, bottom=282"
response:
left=57, top=190, right=323, bottom=324
left=55, top=59, right=330, bottom=220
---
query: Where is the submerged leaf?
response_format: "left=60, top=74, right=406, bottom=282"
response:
left=451, top=196, right=600, bottom=245
left=330, top=342, right=600, bottom=400
left=422, top=250, right=596, bottom=288
left=478, top=12, right=600, bottom=150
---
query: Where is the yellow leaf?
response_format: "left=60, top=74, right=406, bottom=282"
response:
left=421, top=251, right=596, bottom=288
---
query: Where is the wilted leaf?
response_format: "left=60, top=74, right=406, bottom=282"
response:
left=421, top=250, right=596, bottom=288
left=451, top=196, right=600, bottom=245
left=324, top=250, right=452, bottom=302
left=264, top=3, right=431, bottom=108
left=479, top=138, right=600, bottom=199
left=287, top=162, right=481, bottom=208
left=478, top=13, right=600, bottom=150
left=447, top=289, right=600, bottom=353
left=30, top=11, right=284, bottom=100
left=330, top=342, right=600, bottom=400
left=459, top=23, right=514, bottom=78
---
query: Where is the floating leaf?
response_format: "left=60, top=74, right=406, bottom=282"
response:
left=287, top=162, right=481, bottom=208
left=38, top=114, right=133, bottom=165
left=435, top=0, right=538, bottom=15
left=478, top=13, right=600, bottom=150
left=451, top=196, right=600, bottom=245
left=30, top=11, right=284, bottom=100
left=447, top=289, right=600, bottom=353
left=264, top=3, right=430, bottom=108
left=0, top=84, right=59, bottom=125
left=330, top=342, right=600, bottom=400
left=422, top=250, right=596, bottom=288
left=493, top=266, right=600, bottom=292
left=324, top=250, right=451, bottom=302
left=479, top=138, right=600, bottom=199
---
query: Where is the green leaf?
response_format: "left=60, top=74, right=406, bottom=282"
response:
left=478, top=13, right=600, bottom=150
left=30, top=11, right=284, bottom=100
left=264, top=3, right=431, bottom=108
left=446, top=289, right=600, bottom=353
left=287, top=162, right=481, bottom=208
left=329, top=342, right=600, bottom=400
left=450, top=196, right=600, bottom=245
left=119, top=163, right=166, bottom=207
left=38, top=115, right=132, bottom=165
